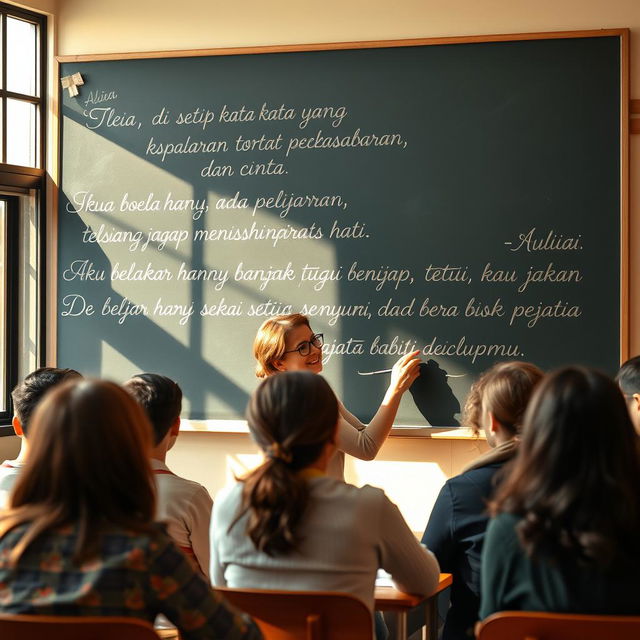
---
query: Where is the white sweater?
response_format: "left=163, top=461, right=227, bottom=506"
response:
left=151, top=459, right=213, bottom=580
left=211, top=475, right=440, bottom=611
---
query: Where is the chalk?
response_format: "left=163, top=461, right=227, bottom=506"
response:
left=357, top=368, right=466, bottom=377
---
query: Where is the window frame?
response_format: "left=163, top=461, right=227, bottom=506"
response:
left=0, top=1, right=47, bottom=432
left=0, top=195, right=19, bottom=433
left=1, top=4, right=46, bottom=170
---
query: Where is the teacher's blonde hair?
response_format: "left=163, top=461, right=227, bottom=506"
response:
left=253, top=314, right=311, bottom=378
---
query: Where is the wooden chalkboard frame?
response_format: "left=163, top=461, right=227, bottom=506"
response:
left=54, top=28, right=629, bottom=437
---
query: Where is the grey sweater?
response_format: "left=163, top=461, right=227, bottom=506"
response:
left=211, top=475, right=440, bottom=611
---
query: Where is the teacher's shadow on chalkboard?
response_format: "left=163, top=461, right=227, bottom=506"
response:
left=409, top=360, right=460, bottom=426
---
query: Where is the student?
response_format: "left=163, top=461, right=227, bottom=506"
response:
left=616, top=355, right=640, bottom=433
left=421, top=361, right=542, bottom=640
left=0, top=367, right=81, bottom=507
left=0, top=378, right=260, bottom=640
left=211, top=371, right=440, bottom=615
left=480, top=367, right=640, bottom=619
left=253, top=314, right=420, bottom=479
left=124, top=373, right=213, bottom=580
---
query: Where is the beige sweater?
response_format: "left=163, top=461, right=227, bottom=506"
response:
left=211, top=475, right=440, bottom=611
left=327, top=402, right=391, bottom=479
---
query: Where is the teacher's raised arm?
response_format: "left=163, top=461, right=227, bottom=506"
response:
left=253, top=314, right=420, bottom=479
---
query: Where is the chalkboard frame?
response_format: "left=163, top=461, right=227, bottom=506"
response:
left=55, top=28, right=630, bottom=437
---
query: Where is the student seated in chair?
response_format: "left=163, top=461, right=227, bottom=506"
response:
left=211, top=371, right=440, bottom=616
left=124, top=373, right=213, bottom=580
left=421, top=361, right=542, bottom=640
left=480, top=367, right=640, bottom=619
left=0, top=367, right=81, bottom=508
left=0, top=378, right=261, bottom=640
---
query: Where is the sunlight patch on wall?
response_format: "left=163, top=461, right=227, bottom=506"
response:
left=349, top=459, right=447, bottom=533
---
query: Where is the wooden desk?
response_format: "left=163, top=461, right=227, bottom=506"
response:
left=375, top=573, right=452, bottom=640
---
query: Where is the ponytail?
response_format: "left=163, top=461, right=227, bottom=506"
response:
left=235, top=371, right=338, bottom=556
left=241, top=459, right=310, bottom=555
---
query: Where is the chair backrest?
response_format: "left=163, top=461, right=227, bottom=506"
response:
left=477, top=611, right=640, bottom=640
left=216, top=586, right=373, bottom=640
left=0, top=614, right=160, bottom=640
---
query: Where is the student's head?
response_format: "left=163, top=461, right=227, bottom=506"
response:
left=616, top=355, right=640, bottom=434
left=123, top=373, right=182, bottom=447
left=237, top=371, right=339, bottom=556
left=491, top=366, right=640, bottom=569
left=253, top=314, right=323, bottom=377
left=476, top=361, right=543, bottom=446
left=0, top=379, right=155, bottom=564
left=11, top=367, right=82, bottom=437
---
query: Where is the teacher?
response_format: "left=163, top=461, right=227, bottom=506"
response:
left=253, top=313, right=420, bottom=479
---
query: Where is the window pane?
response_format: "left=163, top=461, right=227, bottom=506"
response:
left=18, top=194, right=39, bottom=378
left=7, top=99, right=38, bottom=167
left=7, top=16, right=37, bottom=96
left=0, top=202, right=6, bottom=412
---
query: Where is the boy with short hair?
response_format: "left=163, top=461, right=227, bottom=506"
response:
left=616, top=355, right=640, bottom=434
left=124, top=373, right=213, bottom=580
left=1, top=367, right=81, bottom=506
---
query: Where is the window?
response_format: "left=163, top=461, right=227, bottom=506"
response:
left=4, top=8, right=45, bottom=168
left=0, top=2, right=46, bottom=433
left=0, top=197, right=18, bottom=428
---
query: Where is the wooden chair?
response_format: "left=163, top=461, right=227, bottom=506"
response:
left=477, top=611, right=640, bottom=640
left=216, top=586, right=373, bottom=640
left=0, top=614, right=160, bottom=640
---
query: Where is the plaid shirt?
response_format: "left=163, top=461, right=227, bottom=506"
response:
left=0, top=522, right=260, bottom=640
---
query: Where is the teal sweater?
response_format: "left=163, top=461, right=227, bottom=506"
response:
left=480, top=512, right=640, bottom=619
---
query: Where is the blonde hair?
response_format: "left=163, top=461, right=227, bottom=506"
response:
left=253, top=314, right=311, bottom=378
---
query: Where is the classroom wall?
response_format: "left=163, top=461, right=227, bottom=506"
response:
left=11, top=0, right=55, bottom=13
left=15, top=0, right=640, bottom=530
left=0, top=436, right=19, bottom=462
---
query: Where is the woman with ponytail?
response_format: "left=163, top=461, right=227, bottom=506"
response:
left=210, top=371, right=439, bottom=615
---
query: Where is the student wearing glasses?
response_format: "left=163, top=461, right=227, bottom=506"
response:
left=253, top=314, right=420, bottom=480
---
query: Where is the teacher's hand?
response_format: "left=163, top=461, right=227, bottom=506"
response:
left=389, top=350, right=421, bottom=395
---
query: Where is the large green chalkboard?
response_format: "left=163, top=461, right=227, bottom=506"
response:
left=58, top=32, right=624, bottom=426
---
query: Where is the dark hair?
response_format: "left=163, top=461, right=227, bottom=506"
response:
left=11, top=367, right=82, bottom=435
left=234, top=371, right=338, bottom=556
left=616, top=355, right=640, bottom=397
left=123, top=373, right=182, bottom=445
left=0, top=379, right=156, bottom=565
left=491, top=366, right=640, bottom=570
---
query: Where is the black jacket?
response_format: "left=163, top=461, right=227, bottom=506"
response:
left=421, top=441, right=516, bottom=640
